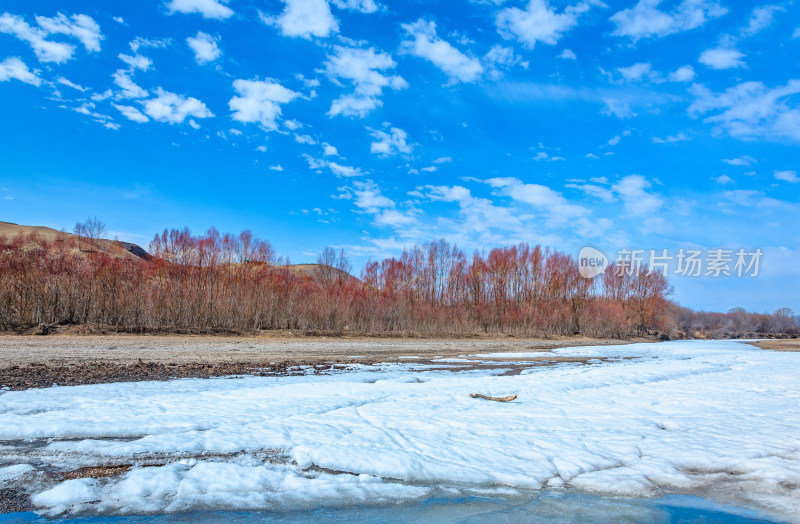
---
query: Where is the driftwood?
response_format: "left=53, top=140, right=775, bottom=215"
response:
left=469, top=393, right=517, bottom=402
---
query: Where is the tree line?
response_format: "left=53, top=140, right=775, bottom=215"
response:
left=0, top=223, right=796, bottom=338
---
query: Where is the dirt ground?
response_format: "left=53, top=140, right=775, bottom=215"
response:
left=1, top=335, right=793, bottom=391
left=0, top=334, right=640, bottom=390
left=0, top=334, right=637, bottom=368
left=748, top=339, right=800, bottom=352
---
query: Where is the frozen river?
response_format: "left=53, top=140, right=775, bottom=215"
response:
left=0, top=340, right=798, bottom=522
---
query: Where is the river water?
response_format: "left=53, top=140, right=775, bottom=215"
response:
left=0, top=492, right=780, bottom=523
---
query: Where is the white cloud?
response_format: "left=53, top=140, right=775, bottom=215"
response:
left=372, top=208, right=420, bottom=227
left=113, top=103, right=149, bottom=123
left=483, top=45, right=525, bottom=79
left=113, top=69, right=148, bottom=99
left=423, top=184, right=521, bottom=232
left=565, top=182, right=616, bottom=202
left=229, top=79, right=300, bottom=130
left=166, top=0, right=233, bottom=19
left=401, top=19, right=483, bottom=83
left=0, top=12, right=102, bottom=63
left=486, top=177, right=588, bottom=221
left=322, top=143, right=338, bottom=156
left=421, top=166, right=437, bottom=172
left=742, top=5, right=782, bottom=37
left=0, top=57, right=41, bottom=86
left=0, top=15, right=75, bottom=64
left=558, top=49, right=577, bottom=60
left=324, top=45, right=407, bottom=118
left=794, top=28, right=800, bottom=39
left=652, top=132, right=690, bottom=143
left=721, top=189, right=781, bottom=207
left=35, top=13, right=102, bottom=51
left=699, top=47, right=745, bottom=69
left=283, top=119, right=302, bottom=130
left=328, top=162, right=364, bottom=178
left=294, top=134, right=316, bottom=144
left=713, top=174, right=734, bottom=185
left=611, top=0, right=727, bottom=40
left=143, top=88, right=214, bottom=124
left=774, top=170, right=799, bottom=183
left=668, top=65, right=695, bottom=82
left=265, top=0, right=338, bottom=39
left=723, top=156, right=756, bottom=166
left=330, top=0, right=379, bottom=13
left=370, top=126, right=412, bottom=156
left=306, top=155, right=364, bottom=177
left=612, top=175, right=663, bottom=216
left=57, top=76, right=86, bottom=91
left=348, top=180, right=394, bottom=209
left=496, top=0, right=597, bottom=49
left=118, top=53, right=152, bottom=71
left=617, top=62, right=658, bottom=82
left=533, top=151, right=565, bottom=161
left=186, top=31, right=221, bottom=64
left=339, top=180, right=419, bottom=228
left=433, top=156, right=452, bottom=164
left=129, top=37, right=171, bottom=54
left=72, top=102, right=114, bottom=124
left=602, top=98, right=635, bottom=119
left=689, top=80, right=800, bottom=142
left=91, top=89, right=112, bottom=101
left=270, top=165, right=284, bottom=171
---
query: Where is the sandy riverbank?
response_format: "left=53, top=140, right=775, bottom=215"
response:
left=0, top=334, right=642, bottom=390
left=0, top=334, right=642, bottom=368
left=748, top=339, right=800, bottom=352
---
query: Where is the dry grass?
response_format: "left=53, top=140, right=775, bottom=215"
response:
left=749, top=339, right=800, bottom=352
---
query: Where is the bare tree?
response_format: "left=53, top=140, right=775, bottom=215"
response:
left=336, top=248, right=352, bottom=282
left=315, top=247, right=337, bottom=287
left=74, top=217, right=106, bottom=241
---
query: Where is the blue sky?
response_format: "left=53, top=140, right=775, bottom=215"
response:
left=1, top=0, right=798, bottom=312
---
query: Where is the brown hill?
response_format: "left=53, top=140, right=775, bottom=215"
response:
left=288, top=263, right=355, bottom=282
left=0, top=221, right=354, bottom=280
left=0, top=221, right=149, bottom=261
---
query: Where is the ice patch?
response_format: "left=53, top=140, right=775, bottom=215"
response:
left=0, top=463, right=34, bottom=482
left=32, top=478, right=99, bottom=510
left=32, top=459, right=428, bottom=517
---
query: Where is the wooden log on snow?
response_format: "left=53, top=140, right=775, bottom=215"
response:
left=469, top=393, right=517, bottom=402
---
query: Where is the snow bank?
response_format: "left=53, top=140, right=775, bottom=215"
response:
left=30, top=459, right=428, bottom=516
left=1, top=340, right=799, bottom=520
left=0, top=463, right=33, bottom=482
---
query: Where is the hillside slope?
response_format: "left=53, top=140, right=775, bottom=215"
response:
left=0, top=222, right=354, bottom=281
left=0, top=221, right=148, bottom=261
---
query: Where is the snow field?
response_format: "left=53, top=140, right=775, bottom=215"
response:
left=0, top=340, right=798, bottom=520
